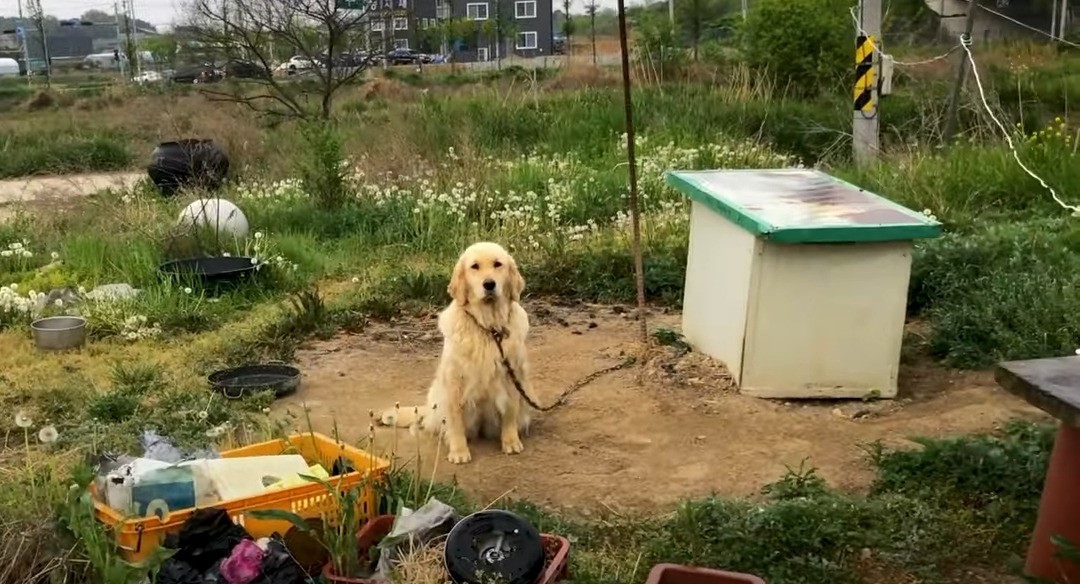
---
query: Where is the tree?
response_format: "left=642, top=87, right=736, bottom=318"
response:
left=438, top=16, right=473, bottom=69
left=143, top=33, right=179, bottom=69
left=185, top=0, right=375, bottom=120
left=489, top=0, right=517, bottom=67
left=80, top=9, right=113, bottom=23
left=741, top=0, right=850, bottom=97
left=561, top=0, right=573, bottom=55
left=584, top=0, right=597, bottom=64
left=676, top=0, right=721, bottom=61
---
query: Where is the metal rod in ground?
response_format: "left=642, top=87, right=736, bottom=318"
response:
left=615, top=0, right=648, bottom=346
left=943, top=0, right=980, bottom=144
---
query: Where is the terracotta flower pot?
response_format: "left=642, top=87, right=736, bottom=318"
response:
left=321, top=514, right=397, bottom=584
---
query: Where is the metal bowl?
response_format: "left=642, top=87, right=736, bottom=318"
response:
left=31, top=316, right=87, bottom=351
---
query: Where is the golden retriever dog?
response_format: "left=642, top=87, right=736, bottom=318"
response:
left=378, top=241, right=536, bottom=464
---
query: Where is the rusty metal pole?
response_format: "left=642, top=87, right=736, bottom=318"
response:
left=615, top=0, right=648, bottom=346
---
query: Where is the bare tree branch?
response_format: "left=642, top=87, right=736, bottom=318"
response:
left=182, top=0, right=375, bottom=119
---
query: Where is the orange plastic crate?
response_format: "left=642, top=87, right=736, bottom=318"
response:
left=92, top=432, right=390, bottom=563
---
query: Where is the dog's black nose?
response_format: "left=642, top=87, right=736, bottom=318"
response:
left=483, top=279, right=496, bottom=291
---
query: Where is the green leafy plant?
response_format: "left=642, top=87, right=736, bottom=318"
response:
left=741, top=0, right=850, bottom=98
left=1024, top=536, right=1080, bottom=584
left=59, top=489, right=173, bottom=584
left=296, top=120, right=351, bottom=210
left=761, top=459, right=830, bottom=501
left=250, top=476, right=367, bottom=577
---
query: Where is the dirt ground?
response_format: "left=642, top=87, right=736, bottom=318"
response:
left=277, top=301, right=1046, bottom=513
left=0, top=171, right=144, bottom=221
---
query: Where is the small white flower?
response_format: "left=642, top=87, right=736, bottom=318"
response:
left=183, top=287, right=193, bottom=294
left=222, top=252, right=231, bottom=257
left=351, top=277, right=360, bottom=283
left=14, top=411, right=32, bottom=428
left=50, top=251, right=59, bottom=260
left=254, top=232, right=264, bottom=239
left=77, top=286, right=86, bottom=295
left=38, top=425, right=59, bottom=444
left=1, top=250, right=12, bottom=258
left=21, top=251, right=32, bottom=258
left=250, top=257, right=258, bottom=265
left=261, top=407, right=271, bottom=414
left=53, top=299, right=63, bottom=308
left=197, top=410, right=209, bottom=420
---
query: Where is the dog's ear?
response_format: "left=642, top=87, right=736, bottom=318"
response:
left=507, top=256, right=525, bottom=303
left=448, top=255, right=469, bottom=305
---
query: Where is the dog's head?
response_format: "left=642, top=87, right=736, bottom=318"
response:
left=448, top=241, right=524, bottom=306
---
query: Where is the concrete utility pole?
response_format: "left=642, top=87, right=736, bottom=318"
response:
left=114, top=0, right=127, bottom=79
left=943, top=0, right=979, bottom=144
left=1059, top=0, right=1069, bottom=40
left=1051, top=0, right=1059, bottom=40
left=852, top=0, right=881, bottom=165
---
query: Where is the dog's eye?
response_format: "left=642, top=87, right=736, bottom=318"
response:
left=493, top=261, right=502, bottom=268
left=470, top=263, right=479, bottom=270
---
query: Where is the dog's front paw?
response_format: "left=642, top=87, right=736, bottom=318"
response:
left=501, top=434, right=524, bottom=455
left=447, top=448, right=472, bottom=464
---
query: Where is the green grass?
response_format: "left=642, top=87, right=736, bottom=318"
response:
left=0, top=128, right=133, bottom=178
left=1, top=48, right=1079, bottom=584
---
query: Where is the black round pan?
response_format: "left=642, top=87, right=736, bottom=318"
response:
left=207, top=363, right=301, bottom=400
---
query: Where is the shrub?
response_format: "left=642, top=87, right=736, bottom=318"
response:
left=909, top=217, right=1080, bottom=367
left=868, top=420, right=1053, bottom=554
left=295, top=120, right=351, bottom=209
left=741, top=0, right=851, bottom=98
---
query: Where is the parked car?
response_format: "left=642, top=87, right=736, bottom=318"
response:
left=170, top=64, right=222, bottom=84
left=335, top=51, right=376, bottom=68
left=224, top=59, right=269, bottom=80
left=386, top=48, right=419, bottom=66
left=277, top=55, right=316, bottom=74
left=552, top=35, right=567, bottom=54
left=133, top=70, right=164, bottom=84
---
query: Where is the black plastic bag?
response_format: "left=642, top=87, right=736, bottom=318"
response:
left=179, top=508, right=249, bottom=571
left=252, top=537, right=308, bottom=584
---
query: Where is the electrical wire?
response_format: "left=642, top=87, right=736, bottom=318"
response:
left=959, top=34, right=1080, bottom=215
left=976, top=3, right=1080, bottom=49
left=849, top=6, right=960, bottom=66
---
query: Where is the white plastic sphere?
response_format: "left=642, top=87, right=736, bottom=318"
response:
left=177, top=198, right=250, bottom=240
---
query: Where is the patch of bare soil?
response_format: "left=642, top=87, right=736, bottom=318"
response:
left=276, top=301, right=1047, bottom=513
left=0, top=171, right=143, bottom=222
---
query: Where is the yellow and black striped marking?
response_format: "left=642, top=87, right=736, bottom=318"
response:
left=854, top=35, right=875, bottom=112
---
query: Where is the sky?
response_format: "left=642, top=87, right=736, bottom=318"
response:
left=29, top=0, right=634, bottom=26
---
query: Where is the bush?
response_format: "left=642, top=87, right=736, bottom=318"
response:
left=869, top=420, right=1053, bottom=554
left=909, top=217, right=1080, bottom=367
left=295, top=120, right=351, bottom=209
left=741, top=0, right=851, bottom=98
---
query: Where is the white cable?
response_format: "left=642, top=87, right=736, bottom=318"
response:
left=848, top=6, right=959, bottom=67
left=960, top=35, right=1080, bottom=216
left=976, top=3, right=1080, bottom=49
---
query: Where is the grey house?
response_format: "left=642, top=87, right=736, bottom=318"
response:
left=367, top=0, right=553, bottom=62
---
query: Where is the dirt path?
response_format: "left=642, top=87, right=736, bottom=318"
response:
left=277, top=302, right=1046, bottom=513
left=0, top=171, right=143, bottom=220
